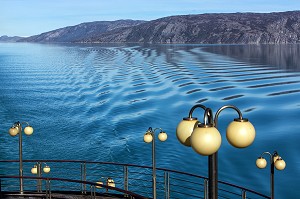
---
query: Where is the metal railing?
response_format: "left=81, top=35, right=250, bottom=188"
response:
left=0, top=175, right=147, bottom=199
left=0, top=160, right=270, bottom=199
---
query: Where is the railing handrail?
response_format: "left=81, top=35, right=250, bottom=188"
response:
left=0, top=159, right=271, bottom=199
left=0, top=175, right=148, bottom=199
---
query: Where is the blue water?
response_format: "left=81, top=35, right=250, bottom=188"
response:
left=0, top=43, right=299, bottom=198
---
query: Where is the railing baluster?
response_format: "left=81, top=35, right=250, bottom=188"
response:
left=90, top=185, right=92, bottom=198
left=242, top=190, right=247, bottom=199
left=80, top=163, right=83, bottom=193
left=164, top=171, right=170, bottom=199
left=90, top=185, right=96, bottom=199
left=48, top=180, right=52, bottom=199
left=0, top=178, right=2, bottom=199
left=46, top=179, right=49, bottom=199
left=124, top=165, right=129, bottom=191
left=124, top=165, right=129, bottom=198
left=81, top=162, right=87, bottom=194
left=204, top=179, right=208, bottom=199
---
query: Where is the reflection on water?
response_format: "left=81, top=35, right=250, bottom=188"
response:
left=203, top=44, right=300, bottom=71
left=0, top=43, right=299, bottom=198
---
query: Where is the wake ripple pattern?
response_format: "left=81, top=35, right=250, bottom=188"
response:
left=0, top=43, right=299, bottom=198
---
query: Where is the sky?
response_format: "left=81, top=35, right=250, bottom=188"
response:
left=1, top=0, right=300, bottom=37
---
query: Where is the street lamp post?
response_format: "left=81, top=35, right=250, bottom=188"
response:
left=256, top=151, right=286, bottom=199
left=176, top=104, right=256, bottom=199
left=143, top=127, right=167, bottom=199
left=31, top=162, right=51, bottom=192
left=8, top=121, right=34, bottom=194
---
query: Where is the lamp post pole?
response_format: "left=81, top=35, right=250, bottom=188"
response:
left=18, top=123, right=24, bottom=194
left=144, top=127, right=167, bottom=199
left=9, top=121, right=34, bottom=194
left=256, top=151, right=286, bottom=199
left=176, top=104, right=256, bottom=199
left=152, top=129, right=156, bottom=199
left=209, top=105, right=246, bottom=199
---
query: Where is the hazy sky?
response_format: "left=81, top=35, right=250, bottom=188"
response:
left=1, top=0, right=300, bottom=36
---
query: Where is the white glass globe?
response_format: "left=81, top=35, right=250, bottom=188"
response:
left=107, top=178, right=115, bottom=187
left=190, top=126, right=221, bottom=156
left=31, top=166, right=38, bottom=174
left=144, top=133, right=153, bottom=143
left=9, top=127, right=19, bottom=136
left=43, top=165, right=51, bottom=173
left=158, top=132, right=167, bottom=142
left=256, top=157, right=267, bottom=169
left=226, top=120, right=255, bottom=148
left=24, top=126, right=34, bottom=135
left=96, top=181, right=103, bottom=189
left=176, top=119, right=198, bottom=147
left=275, top=158, right=286, bottom=170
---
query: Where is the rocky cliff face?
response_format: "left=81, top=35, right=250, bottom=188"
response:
left=19, top=11, right=300, bottom=44
left=18, top=20, right=146, bottom=42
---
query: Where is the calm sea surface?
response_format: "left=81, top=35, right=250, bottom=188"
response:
left=0, top=43, right=299, bottom=198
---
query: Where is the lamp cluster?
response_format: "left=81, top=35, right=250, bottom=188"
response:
left=9, top=121, right=33, bottom=136
left=176, top=105, right=256, bottom=156
left=143, top=127, right=167, bottom=143
left=143, top=127, right=167, bottom=199
left=96, top=177, right=116, bottom=190
left=256, top=151, right=286, bottom=170
left=8, top=121, right=34, bottom=194
left=31, top=163, right=51, bottom=174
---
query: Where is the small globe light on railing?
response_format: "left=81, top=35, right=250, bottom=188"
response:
left=31, top=165, right=38, bottom=174
left=43, top=165, right=51, bottom=173
left=176, top=117, right=198, bottom=147
left=275, top=157, right=286, bottom=170
left=144, top=132, right=153, bottom=143
left=158, top=131, right=167, bottom=142
left=190, top=124, right=221, bottom=156
left=9, top=127, right=19, bottom=136
left=24, top=125, right=34, bottom=135
left=96, top=181, right=103, bottom=189
left=226, top=118, right=256, bottom=148
left=256, top=157, right=267, bottom=169
left=107, top=177, right=115, bottom=187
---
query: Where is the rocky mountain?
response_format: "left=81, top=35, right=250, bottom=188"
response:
left=19, top=11, right=300, bottom=44
left=18, top=20, right=146, bottom=42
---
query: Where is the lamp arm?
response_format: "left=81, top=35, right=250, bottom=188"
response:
left=188, top=104, right=207, bottom=118
left=21, top=121, right=31, bottom=126
left=11, top=121, right=31, bottom=130
left=147, top=127, right=153, bottom=133
left=153, top=128, right=163, bottom=133
left=260, top=151, right=273, bottom=163
left=214, top=105, right=243, bottom=128
left=11, top=121, right=21, bottom=129
left=203, top=108, right=214, bottom=125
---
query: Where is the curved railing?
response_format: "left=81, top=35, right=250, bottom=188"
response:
left=0, top=160, right=270, bottom=199
left=0, top=175, right=147, bottom=199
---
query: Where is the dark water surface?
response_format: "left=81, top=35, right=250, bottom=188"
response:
left=0, top=43, right=299, bottom=198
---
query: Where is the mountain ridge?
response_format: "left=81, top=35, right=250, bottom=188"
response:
left=4, top=11, right=300, bottom=44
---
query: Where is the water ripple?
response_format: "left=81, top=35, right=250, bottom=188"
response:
left=1, top=43, right=300, bottom=199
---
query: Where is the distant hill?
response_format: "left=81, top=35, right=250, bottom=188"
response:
left=0, top=35, right=24, bottom=42
left=17, top=11, right=300, bottom=44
